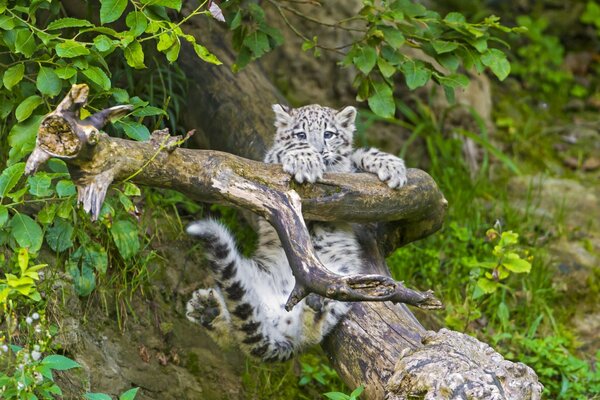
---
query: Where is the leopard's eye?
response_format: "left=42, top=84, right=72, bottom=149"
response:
left=324, top=131, right=335, bottom=139
left=294, top=132, right=307, bottom=140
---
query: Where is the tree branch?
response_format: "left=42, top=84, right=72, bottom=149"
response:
left=25, top=84, right=445, bottom=311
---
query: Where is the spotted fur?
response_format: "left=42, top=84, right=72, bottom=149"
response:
left=186, top=104, right=407, bottom=361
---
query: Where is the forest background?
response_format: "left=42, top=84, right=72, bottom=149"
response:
left=0, top=0, right=599, bottom=399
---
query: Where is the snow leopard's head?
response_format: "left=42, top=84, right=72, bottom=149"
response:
left=271, top=104, right=356, bottom=170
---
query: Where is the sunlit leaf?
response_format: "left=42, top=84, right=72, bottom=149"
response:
left=3, top=63, right=24, bottom=90
left=368, top=81, right=395, bottom=118
left=47, top=17, right=94, bottom=30
left=15, top=95, right=43, bottom=122
left=42, top=355, right=81, bottom=371
left=100, top=0, right=127, bottom=24
left=0, top=162, right=25, bottom=198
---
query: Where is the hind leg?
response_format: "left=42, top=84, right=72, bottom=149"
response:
left=186, top=287, right=235, bottom=348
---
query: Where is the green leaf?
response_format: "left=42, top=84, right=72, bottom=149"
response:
left=67, top=261, right=96, bottom=296
left=119, top=388, right=140, bottom=400
left=165, top=39, right=181, bottom=62
left=72, top=243, right=109, bottom=274
left=132, top=106, right=166, bottom=117
left=46, top=218, right=74, bottom=252
left=230, top=11, right=242, bottom=30
left=497, top=301, right=510, bottom=325
left=243, top=31, right=270, bottom=58
left=502, top=253, right=531, bottom=273
left=126, top=11, right=148, bottom=37
left=15, top=29, right=36, bottom=57
left=27, top=173, right=54, bottom=197
left=350, top=386, right=365, bottom=399
left=476, top=277, right=498, bottom=294
left=123, top=182, right=141, bottom=196
left=192, top=43, right=222, bottom=65
left=481, top=48, right=510, bottom=81
left=55, top=66, right=77, bottom=80
left=157, top=32, right=177, bottom=52
left=110, top=219, right=140, bottom=259
left=401, top=60, right=431, bottom=90
left=85, top=394, right=113, bottom=400
left=140, top=0, right=182, bottom=10
left=8, top=115, right=44, bottom=165
left=432, top=39, right=459, bottom=54
left=499, top=231, right=519, bottom=247
left=9, top=213, right=43, bottom=253
left=42, top=354, right=81, bottom=371
left=47, top=17, right=94, bottom=30
left=38, top=203, right=57, bottom=225
left=437, top=73, right=469, bottom=89
left=353, top=46, right=377, bottom=75
left=37, top=66, right=62, bottom=97
left=124, top=41, right=146, bottom=69
left=437, top=53, right=460, bottom=71
left=56, top=180, right=77, bottom=197
left=444, top=12, right=466, bottom=24
left=0, top=163, right=25, bottom=198
left=115, top=120, right=150, bottom=141
left=0, top=205, right=8, bottom=227
left=368, top=81, right=395, bottom=119
left=377, top=58, right=395, bottom=78
left=380, top=27, right=405, bottom=48
left=100, top=0, right=128, bottom=24
left=0, top=14, right=16, bottom=29
left=82, top=66, right=112, bottom=91
left=93, top=35, right=115, bottom=52
left=55, top=40, right=90, bottom=58
left=3, top=63, right=25, bottom=90
left=112, top=88, right=130, bottom=103
left=15, top=95, right=43, bottom=122
left=323, top=392, right=350, bottom=400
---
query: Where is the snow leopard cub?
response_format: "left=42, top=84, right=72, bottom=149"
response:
left=186, top=104, right=407, bottom=361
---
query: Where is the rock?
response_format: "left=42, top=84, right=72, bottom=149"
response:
left=508, top=175, right=600, bottom=356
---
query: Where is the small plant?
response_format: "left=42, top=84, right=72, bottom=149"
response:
left=469, top=227, right=532, bottom=299
left=298, top=357, right=339, bottom=387
left=323, top=385, right=364, bottom=400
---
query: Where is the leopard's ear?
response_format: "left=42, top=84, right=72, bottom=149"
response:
left=272, top=104, right=293, bottom=129
left=335, top=106, right=357, bottom=130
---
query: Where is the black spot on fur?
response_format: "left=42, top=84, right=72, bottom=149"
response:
left=213, top=243, right=229, bottom=259
left=225, top=281, right=245, bottom=301
left=233, top=303, right=253, bottom=320
left=241, top=321, right=260, bottom=334
left=242, top=333, right=263, bottom=344
left=221, top=261, right=236, bottom=280
left=251, top=343, right=269, bottom=358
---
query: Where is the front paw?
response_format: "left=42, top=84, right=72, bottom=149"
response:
left=186, top=288, right=223, bottom=330
left=282, top=150, right=325, bottom=184
left=376, top=157, right=407, bottom=189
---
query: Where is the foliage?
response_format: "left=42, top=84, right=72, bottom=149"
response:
left=0, top=309, right=139, bottom=399
left=324, top=386, right=364, bottom=400
left=221, top=0, right=522, bottom=118
left=508, top=16, right=574, bottom=99
left=469, top=228, right=532, bottom=299
left=0, top=0, right=220, bottom=397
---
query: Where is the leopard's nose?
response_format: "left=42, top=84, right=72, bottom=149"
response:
left=309, top=136, right=323, bottom=152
